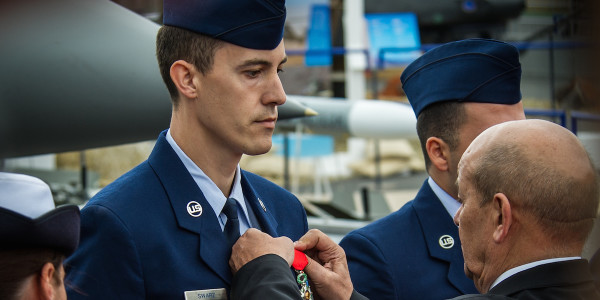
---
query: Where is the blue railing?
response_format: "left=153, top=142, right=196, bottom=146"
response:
left=285, top=44, right=599, bottom=136
left=571, top=111, right=600, bottom=135
left=520, top=109, right=600, bottom=136
left=524, top=109, right=567, bottom=128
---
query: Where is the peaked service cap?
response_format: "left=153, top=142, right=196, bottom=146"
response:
left=163, top=0, right=286, bottom=50
left=400, top=38, right=522, bottom=117
left=0, top=172, right=80, bottom=256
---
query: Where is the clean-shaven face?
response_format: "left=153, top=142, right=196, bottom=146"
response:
left=193, top=40, right=287, bottom=157
left=454, top=135, right=496, bottom=292
left=446, top=102, right=525, bottom=198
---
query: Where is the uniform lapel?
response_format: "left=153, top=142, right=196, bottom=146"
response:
left=240, top=171, right=279, bottom=237
left=412, top=180, right=477, bottom=294
left=148, top=131, right=233, bottom=284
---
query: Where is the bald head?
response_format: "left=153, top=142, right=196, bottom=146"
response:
left=461, top=119, right=599, bottom=247
left=464, top=119, right=595, bottom=179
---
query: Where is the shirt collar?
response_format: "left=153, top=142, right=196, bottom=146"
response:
left=490, top=257, right=581, bottom=290
left=165, top=129, right=250, bottom=225
left=427, top=177, right=461, bottom=218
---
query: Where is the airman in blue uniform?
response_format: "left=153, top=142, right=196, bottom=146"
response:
left=340, top=38, right=526, bottom=300
left=65, top=1, right=308, bottom=299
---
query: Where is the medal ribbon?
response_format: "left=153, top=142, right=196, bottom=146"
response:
left=292, top=249, right=314, bottom=300
left=292, top=249, right=308, bottom=270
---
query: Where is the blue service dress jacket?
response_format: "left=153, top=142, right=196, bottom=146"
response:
left=65, top=130, right=308, bottom=299
left=339, top=179, right=478, bottom=300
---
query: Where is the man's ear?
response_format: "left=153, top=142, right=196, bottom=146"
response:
left=170, top=60, right=199, bottom=99
left=492, top=193, right=512, bottom=243
left=426, top=137, right=451, bottom=172
left=39, top=262, right=56, bottom=300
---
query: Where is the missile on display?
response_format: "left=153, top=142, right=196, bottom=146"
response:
left=278, top=97, right=319, bottom=120
left=0, top=0, right=415, bottom=160
left=0, top=0, right=171, bottom=158
left=278, top=95, right=417, bottom=139
left=0, top=0, right=315, bottom=159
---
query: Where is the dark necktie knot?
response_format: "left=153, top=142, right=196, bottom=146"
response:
left=223, top=198, right=239, bottom=221
left=223, top=198, right=240, bottom=248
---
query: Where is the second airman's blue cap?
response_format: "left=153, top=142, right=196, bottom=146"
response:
left=163, top=0, right=286, bottom=50
left=401, top=38, right=522, bottom=117
left=0, top=172, right=80, bottom=255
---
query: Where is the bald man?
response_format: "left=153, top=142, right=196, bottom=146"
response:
left=452, top=119, right=600, bottom=299
left=228, top=119, right=600, bottom=300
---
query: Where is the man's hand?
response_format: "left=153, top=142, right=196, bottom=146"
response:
left=229, top=228, right=294, bottom=274
left=295, top=229, right=354, bottom=300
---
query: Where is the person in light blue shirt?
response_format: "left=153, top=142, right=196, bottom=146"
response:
left=65, top=0, right=308, bottom=299
left=340, top=39, right=526, bottom=300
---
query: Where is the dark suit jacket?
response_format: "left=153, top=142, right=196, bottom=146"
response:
left=591, top=248, right=600, bottom=291
left=453, top=259, right=600, bottom=300
left=339, top=180, right=477, bottom=300
left=65, top=130, right=308, bottom=299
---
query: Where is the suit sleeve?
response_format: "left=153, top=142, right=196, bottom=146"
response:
left=340, top=231, right=398, bottom=300
left=231, top=254, right=371, bottom=300
left=231, top=254, right=301, bottom=300
left=451, top=295, right=513, bottom=299
left=65, top=204, right=145, bottom=299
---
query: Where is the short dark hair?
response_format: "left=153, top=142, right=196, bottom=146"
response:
left=0, top=248, right=64, bottom=300
left=156, top=26, right=224, bottom=105
left=416, top=101, right=467, bottom=170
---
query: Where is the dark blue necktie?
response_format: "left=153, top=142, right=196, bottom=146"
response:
left=222, top=198, right=240, bottom=248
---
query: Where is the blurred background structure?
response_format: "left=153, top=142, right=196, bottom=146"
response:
left=1, top=0, right=599, bottom=255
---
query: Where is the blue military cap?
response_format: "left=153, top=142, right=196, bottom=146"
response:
left=0, top=172, right=80, bottom=255
left=400, top=38, right=522, bottom=117
left=163, top=0, right=286, bottom=50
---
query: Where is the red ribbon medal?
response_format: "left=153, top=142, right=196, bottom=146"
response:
left=292, top=249, right=313, bottom=299
left=292, top=249, right=308, bottom=270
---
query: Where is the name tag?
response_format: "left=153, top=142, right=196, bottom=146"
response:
left=184, top=288, right=227, bottom=300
